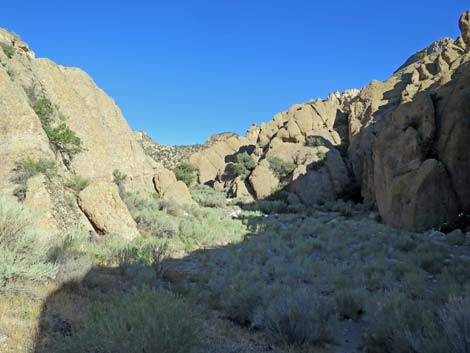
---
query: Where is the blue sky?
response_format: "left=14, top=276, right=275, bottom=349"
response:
left=2, top=1, right=468, bottom=145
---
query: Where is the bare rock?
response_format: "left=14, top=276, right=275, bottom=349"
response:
left=459, top=10, right=470, bottom=48
left=78, top=182, right=140, bottom=240
left=248, top=160, right=279, bottom=199
left=153, top=166, right=194, bottom=205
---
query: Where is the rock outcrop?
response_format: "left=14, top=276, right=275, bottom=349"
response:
left=189, top=135, right=253, bottom=185
left=153, top=166, right=194, bottom=205
left=78, top=182, right=140, bottom=239
left=135, top=131, right=237, bottom=169
left=187, top=10, right=470, bottom=232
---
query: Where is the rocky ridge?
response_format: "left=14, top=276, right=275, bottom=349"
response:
left=135, top=130, right=237, bottom=169
left=189, top=11, right=470, bottom=232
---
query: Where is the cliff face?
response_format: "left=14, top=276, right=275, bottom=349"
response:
left=1, top=36, right=156, bottom=194
left=189, top=11, right=470, bottom=232
left=0, top=29, right=191, bottom=236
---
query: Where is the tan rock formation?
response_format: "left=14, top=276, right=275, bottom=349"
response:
left=78, top=182, right=140, bottom=239
left=189, top=136, right=252, bottom=184
left=153, top=166, right=194, bottom=205
left=248, top=160, right=279, bottom=199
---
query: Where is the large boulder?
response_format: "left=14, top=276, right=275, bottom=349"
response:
left=153, top=167, right=194, bottom=205
left=248, top=160, right=279, bottom=199
left=78, top=182, right=140, bottom=239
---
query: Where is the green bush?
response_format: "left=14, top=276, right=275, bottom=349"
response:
left=32, top=96, right=82, bottom=156
left=12, top=157, right=57, bottom=184
left=268, top=157, right=295, bottom=179
left=263, top=289, right=333, bottom=347
left=65, top=175, right=89, bottom=194
left=46, top=123, right=83, bottom=155
left=33, top=97, right=54, bottom=126
left=305, top=136, right=324, bottom=147
left=53, top=288, right=202, bottom=353
left=1, top=44, right=15, bottom=59
left=334, top=287, right=366, bottom=321
left=190, top=184, right=226, bottom=208
left=232, top=152, right=256, bottom=178
left=174, top=162, right=198, bottom=187
left=0, top=197, right=57, bottom=285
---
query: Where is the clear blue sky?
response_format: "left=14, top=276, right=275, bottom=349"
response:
left=2, top=1, right=468, bottom=145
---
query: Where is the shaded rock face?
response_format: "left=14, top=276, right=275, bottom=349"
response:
left=187, top=10, right=470, bottom=231
left=78, top=182, right=140, bottom=239
left=357, top=17, right=470, bottom=231
left=153, top=166, right=194, bottom=205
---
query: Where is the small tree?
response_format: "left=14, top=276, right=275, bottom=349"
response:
left=268, top=157, right=295, bottom=179
left=32, top=96, right=83, bottom=157
left=232, top=152, right=256, bottom=178
left=174, top=162, right=198, bottom=187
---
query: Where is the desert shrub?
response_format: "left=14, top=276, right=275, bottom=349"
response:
left=446, top=229, right=466, bottom=246
left=32, top=96, right=82, bottom=156
left=268, top=157, right=295, bottom=179
left=415, top=243, right=448, bottom=274
left=0, top=197, right=57, bottom=284
left=334, top=287, right=366, bottom=321
left=65, top=175, right=89, bottom=194
left=53, top=288, right=202, bottom=353
left=218, top=274, right=263, bottom=325
left=439, top=295, right=470, bottom=353
left=112, top=169, right=127, bottom=195
left=1, top=44, right=15, bottom=59
left=232, top=152, right=256, bottom=178
left=12, top=157, right=57, bottom=184
left=190, top=184, right=226, bottom=208
left=263, top=289, right=333, bottom=347
left=248, top=199, right=288, bottom=214
left=174, top=162, right=198, bottom=187
left=12, top=158, right=57, bottom=201
left=33, top=97, right=54, bottom=126
left=305, top=136, right=324, bottom=147
left=124, top=193, right=245, bottom=250
left=46, top=123, right=83, bottom=155
left=363, top=293, right=447, bottom=353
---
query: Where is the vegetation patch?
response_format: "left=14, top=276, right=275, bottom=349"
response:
left=32, top=96, right=83, bottom=157
left=268, top=156, right=295, bottom=179
left=232, top=152, right=257, bottom=178
left=0, top=197, right=57, bottom=285
left=174, top=162, right=198, bottom=187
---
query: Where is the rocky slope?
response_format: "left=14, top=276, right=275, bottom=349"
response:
left=189, top=11, right=470, bottom=232
left=135, top=130, right=237, bottom=169
left=0, top=29, right=193, bottom=236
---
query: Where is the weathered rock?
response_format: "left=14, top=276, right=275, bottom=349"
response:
left=153, top=166, right=194, bottom=205
left=78, top=182, right=140, bottom=239
left=229, top=176, right=253, bottom=199
left=459, top=10, right=470, bottom=48
left=248, top=160, right=279, bottom=199
left=189, top=136, right=252, bottom=184
left=24, top=174, right=60, bottom=236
